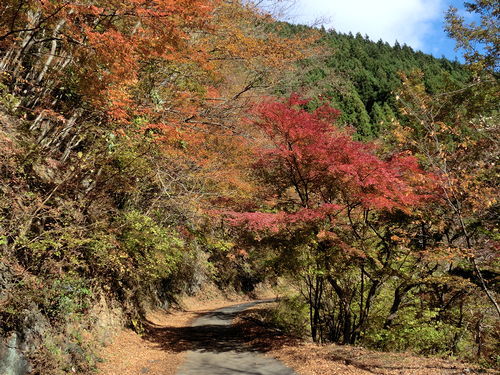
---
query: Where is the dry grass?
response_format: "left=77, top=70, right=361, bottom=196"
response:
left=267, top=342, right=497, bottom=375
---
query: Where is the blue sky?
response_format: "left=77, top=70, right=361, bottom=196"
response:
left=278, top=0, right=471, bottom=61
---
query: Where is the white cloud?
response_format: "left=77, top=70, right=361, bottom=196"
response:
left=290, top=0, right=446, bottom=49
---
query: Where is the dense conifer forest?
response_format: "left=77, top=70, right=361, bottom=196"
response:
left=275, top=23, right=471, bottom=138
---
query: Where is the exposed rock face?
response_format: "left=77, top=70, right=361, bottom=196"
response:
left=0, top=262, right=28, bottom=375
left=0, top=304, right=48, bottom=375
left=0, top=333, right=29, bottom=375
left=90, top=295, right=125, bottom=346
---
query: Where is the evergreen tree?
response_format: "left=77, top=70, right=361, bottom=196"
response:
left=272, top=21, right=469, bottom=138
left=370, top=102, right=386, bottom=134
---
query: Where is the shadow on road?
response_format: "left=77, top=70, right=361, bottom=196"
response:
left=142, top=301, right=296, bottom=355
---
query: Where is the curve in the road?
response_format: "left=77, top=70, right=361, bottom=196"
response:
left=176, top=301, right=297, bottom=375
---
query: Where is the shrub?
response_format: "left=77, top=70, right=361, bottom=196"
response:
left=363, top=307, right=466, bottom=356
left=268, top=295, right=309, bottom=338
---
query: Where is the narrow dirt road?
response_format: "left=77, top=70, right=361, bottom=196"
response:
left=175, top=301, right=297, bottom=375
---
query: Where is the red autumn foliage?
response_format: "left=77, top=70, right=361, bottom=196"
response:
left=225, top=94, right=434, bottom=233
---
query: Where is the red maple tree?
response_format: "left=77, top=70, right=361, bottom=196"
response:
left=226, top=94, right=433, bottom=235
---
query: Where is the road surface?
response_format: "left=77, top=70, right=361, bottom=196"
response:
left=176, top=301, right=297, bottom=375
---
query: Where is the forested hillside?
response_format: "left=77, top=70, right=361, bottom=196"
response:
left=275, top=24, right=470, bottom=137
left=0, top=1, right=498, bottom=374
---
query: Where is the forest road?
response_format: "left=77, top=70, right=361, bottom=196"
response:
left=175, top=300, right=297, bottom=375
